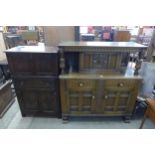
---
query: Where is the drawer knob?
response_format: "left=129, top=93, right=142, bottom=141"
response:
left=79, top=83, right=84, bottom=87
left=92, top=96, right=95, bottom=99
left=104, top=95, right=108, bottom=99
left=93, top=59, right=97, bottom=63
left=118, top=83, right=124, bottom=87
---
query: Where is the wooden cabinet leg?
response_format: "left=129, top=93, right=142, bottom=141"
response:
left=21, top=112, right=26, bottom=117
left=62, top=115, right=69, bottom=123
left=122, top=116, right=131, bottom=123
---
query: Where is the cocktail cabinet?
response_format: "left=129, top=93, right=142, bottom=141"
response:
left=5, top=46, right=60, bottom=117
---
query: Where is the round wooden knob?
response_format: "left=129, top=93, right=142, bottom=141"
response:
left=79, top=83, right=84, bottom=87
left=104, top=95, right=108, bottom=99
left=118, top=83, right=124, bottom=87
left=92, top=96, right=95, bottom=99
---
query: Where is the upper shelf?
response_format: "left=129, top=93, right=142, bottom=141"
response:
left=59, top=41, right=148, bottom=48
left=5, top=46, right=58, bottom=53
left=58, top=41, right=148, bottom=53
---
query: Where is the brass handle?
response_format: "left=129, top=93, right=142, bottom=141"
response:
left=118, top=83, right=124, bottom=87
left=92, top=96, right=95, bottom=99
left=79, top=83, right=84, bottom=87
left=104, top=95, right=108, bottom=99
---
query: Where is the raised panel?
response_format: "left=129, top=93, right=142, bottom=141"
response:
left=101, top=88, right=133, bottom=115
left=32, top=53, right=58, bottom=75
left=7, top=53, right=33, bottom=75
left=67, top=91, right=96, bottom=114
left=22, top=90, right=39, bottom=110
left=39, top=91, right=58, bottom=113
left=80, top=52, right=123, bottom=72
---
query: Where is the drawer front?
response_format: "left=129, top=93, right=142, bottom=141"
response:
left=104, top=79, right=136, bottom=90
left=67, top=79, right=95, bottom=91
left=13, top=77, right=58, bottom=90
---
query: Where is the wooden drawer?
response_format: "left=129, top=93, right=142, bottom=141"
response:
left=67, top=79, right=95, bottom=91
left=104, top=79, right=136, bottom=90
left=13, top=77, right=57, bottom=90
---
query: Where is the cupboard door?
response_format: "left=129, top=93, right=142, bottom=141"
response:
left=16, top=89, right=59, bottom=116
left=61, top=79, right=97, bottom=115
left=101, top=89, right=136, bottom=115
left=67, top=91, right=96, bottom=114
left=21, top=90, right=39, bottom=111
left=39, top=90, right=58, bottom=114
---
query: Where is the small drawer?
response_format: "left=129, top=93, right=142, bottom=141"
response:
left=67, top=79, right=95, bottom=91
left=105, top=79, right=135, bottom=89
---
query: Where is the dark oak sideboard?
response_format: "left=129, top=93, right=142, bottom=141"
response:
left=58, top=41, right=147, bottom=122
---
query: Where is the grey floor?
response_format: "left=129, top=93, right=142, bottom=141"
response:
left=0, top=98, right=154, bottom=129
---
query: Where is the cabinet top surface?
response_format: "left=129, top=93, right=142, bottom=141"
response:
left=59, top=73, right=142, bottom=80
left=5, top=46, right=58, bottom=53
left=59, top=41, right=147, bottom=48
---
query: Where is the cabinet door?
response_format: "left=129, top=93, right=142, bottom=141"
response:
left=101, top=88, right=137, bottom=115
left=39, top=90, right=58, bottom=115
left=14, top=77, right=59, bottom=116
left=21, top=90, right=39, bottom=111
left=66, top=91, right=96, bottom=115
left=61, top=79, right=97, bottom=115
left=16, top=88, right=59, bottom=116
left=102, top=91, right=132, bottom=114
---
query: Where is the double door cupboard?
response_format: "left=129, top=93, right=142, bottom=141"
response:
left=5, top=46, right=60, bottom=117
left=60, top=75, right=141, bottom=121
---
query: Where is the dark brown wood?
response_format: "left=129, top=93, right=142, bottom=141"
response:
left=6, top=49, right=59, bottom=76
left=5, top=46, right=60, bottom=117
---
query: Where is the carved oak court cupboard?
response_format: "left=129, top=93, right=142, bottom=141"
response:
left=5, top=46, right=60, bottom=117
left=59, top=41, right=147, bottom=122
